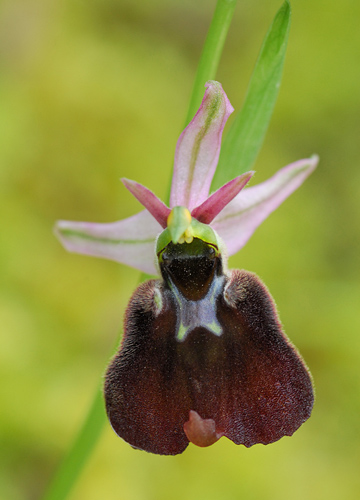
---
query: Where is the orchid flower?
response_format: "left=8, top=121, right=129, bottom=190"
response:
left=55, top=81, right=317, bottom=455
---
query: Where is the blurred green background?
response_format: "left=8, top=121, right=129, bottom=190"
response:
left=1, top=0, right=360, bottom=499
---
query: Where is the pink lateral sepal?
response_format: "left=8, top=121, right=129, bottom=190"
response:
left=212, top=156, right=319, bottom=256
left=122, top=178, right=171, bottom=228
left=191, top=171, right=254, bottom=224
left=183, top=410, right=223, bottom=447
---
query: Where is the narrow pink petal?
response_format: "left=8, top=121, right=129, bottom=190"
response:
left=170, top=81, right=234, bottom=211
left=122, top=178, right=170, bottom=228
left=54, top=210, right=161, bottom=275
left=212, top=156, right=319, bottom=256
left=191, top=171, right=254, bottom=224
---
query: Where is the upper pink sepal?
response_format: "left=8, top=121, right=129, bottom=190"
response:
left=191, top=171, right=254, bottom=224
left=170, top=81, right=234, bottom=211
left=122, top=178, right=170, bottom=228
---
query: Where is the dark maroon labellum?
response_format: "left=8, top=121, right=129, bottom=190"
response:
left=104, top=238, right=314, bottom=455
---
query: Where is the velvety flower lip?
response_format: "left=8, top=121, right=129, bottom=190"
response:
left=55, top=81, right=318, bottom=276
left=104, top=267, right=314, bottom=455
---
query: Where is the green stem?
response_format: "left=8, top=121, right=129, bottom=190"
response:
left=42, top=388, right=106, bottom=500
left=184, top=0, right=238, bottom=127
left=42, top=2, right=237, bottom=499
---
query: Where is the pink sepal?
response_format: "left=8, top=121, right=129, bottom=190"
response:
left=55, top=210, right=161, bottom=275
left=212, top=156, right=319, bottom=256
left=170, top=81, right=234, bottom=210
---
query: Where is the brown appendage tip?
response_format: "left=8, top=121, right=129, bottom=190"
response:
left=184, top=410, right=223, bottom=447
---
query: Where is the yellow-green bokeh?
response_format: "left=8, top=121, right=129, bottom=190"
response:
left=1, top=1, right=360, bottom=499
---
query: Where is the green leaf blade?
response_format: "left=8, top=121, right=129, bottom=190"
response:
left=212, top=1, right=291, bottom=190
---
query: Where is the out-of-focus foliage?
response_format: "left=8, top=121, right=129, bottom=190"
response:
left=1, top=0, right=360, bottom=499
